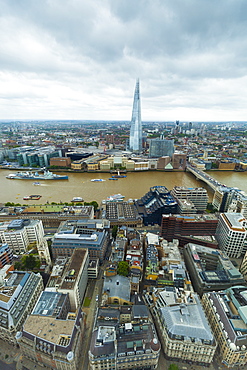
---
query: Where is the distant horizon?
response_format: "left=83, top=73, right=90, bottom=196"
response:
left=0, top=119, right=247, bottom=125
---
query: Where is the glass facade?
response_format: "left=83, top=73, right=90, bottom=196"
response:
left=129, top=79, right=142, bottom=152
left=149, top=139, right=174, bottom=158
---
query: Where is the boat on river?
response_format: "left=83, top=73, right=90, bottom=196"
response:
left=23, top=195, right=42, bottom=200
left=91, top=179, right=106, bottom=182
left=106, top=194, right=125, bottom=202
left=6, top=169, right=68, bottom=180
left=71, top=197, right=84, bottom=202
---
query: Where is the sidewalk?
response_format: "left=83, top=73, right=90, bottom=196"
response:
left=0, top=339, right=20, bottom=365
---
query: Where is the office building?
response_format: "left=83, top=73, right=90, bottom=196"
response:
left=89, top=305, right=160, bottom=370
left=135, top=186, right=178, bottom=226
left=171, top=186, right=209, bottom=212
left=51, top=219, right=110, bottom=261
left=215, top=213, right=247, bottom=258
left=0, top=244, right=13, bottom=268
left=212, top=187, right=235, bottom=212
left=16, top=146, right=62, bottom=167
left=0, top=271, right=43, bottom=344
left=103, top=200, right=143, bottom=228
left=172, top=152, right=187, bottom=170
left=17, top=291, right=85, bottom=370
left=161, top=214, right=218, bottom=242
left=49, top=156, right=71, bottom=167
left=0, top=219, right=46, bottom=254
left=183, top=243, right=245, bottom=296
left=129, top=79, right=142, bottom=152
left=149, top=138, right=174, bottom=158
left=148, top=287, right=216, bottom=366
left=202, top=287, right=247, bottom=367
left=46, top=249, right=89, bottom=310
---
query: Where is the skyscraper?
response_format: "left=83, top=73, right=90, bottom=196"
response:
left=129, top=79, right=142, bottom=152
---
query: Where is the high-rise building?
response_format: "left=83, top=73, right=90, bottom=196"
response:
left=215, top=213, right=247, bottom=258
left=149, top=138, right=174, bottom=158
left=129, top=79, right=142, bottom=152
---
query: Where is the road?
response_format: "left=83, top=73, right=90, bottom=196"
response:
left=0, top=360, right=16, bottom=370
left=79, top=267, right=105, bottom=370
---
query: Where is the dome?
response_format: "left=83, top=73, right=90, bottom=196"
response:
left=229, top=343, right=237, bottom=351
left=67, top=351, right=74, bottom=362
left=150, top=338, right=161, bottom=352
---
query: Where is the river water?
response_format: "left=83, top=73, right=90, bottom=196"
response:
left=1, top=169, right=247, bottom=205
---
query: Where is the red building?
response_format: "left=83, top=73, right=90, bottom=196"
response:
left=161, top=214, right=218, bottom=242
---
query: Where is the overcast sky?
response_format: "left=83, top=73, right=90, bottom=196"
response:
left=1, top=0, right=247, bottom=122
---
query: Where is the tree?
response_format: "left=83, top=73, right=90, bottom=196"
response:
left=112, top=225, right=118, bottom=240
left=117, top=261, right=129, bottom=277
left=168, top=365, right=179, bottom=370
left=84, top=201, right=98, bottom=211
left=21, top=254, right=40, bottom=271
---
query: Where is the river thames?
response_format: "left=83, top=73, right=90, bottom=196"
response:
left=1, top=169, right=247, bottom=205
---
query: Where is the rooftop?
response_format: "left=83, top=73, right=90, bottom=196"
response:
left=23, top=315, right=75, bottom=344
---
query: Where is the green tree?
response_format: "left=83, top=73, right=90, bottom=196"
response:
left=22, top=254, right=40, bottom=271
left=84, top=201, right=98, bottom=211
left=112, top=225, right=118, bottom=240
left=168, top=365, right=179, bottom=370
left=117, top=261, right=129, bottom=277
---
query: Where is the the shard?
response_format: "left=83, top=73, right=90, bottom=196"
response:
left=129, top=79, right=142, bottom=152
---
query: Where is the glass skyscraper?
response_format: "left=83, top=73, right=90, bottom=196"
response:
left=129, top=79, right=142, bottom=152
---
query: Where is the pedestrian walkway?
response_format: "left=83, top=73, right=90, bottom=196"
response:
left=0, top=339, right=20, bottom=365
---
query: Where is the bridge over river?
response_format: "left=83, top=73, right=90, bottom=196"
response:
left=186, top=164, right=225, bottom=192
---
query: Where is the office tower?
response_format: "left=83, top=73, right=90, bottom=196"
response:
left=129, top=79, right=142, bottom=152
left=149, top=138, right=174, bottom=158
left=215, top=213, right=247, bottom=258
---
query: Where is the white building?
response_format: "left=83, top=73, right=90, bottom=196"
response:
left=0, top=219, right=46, bottom=255
left=171, top=186, right=208, bottom=212
left=215, top=213, right=247, bottom=258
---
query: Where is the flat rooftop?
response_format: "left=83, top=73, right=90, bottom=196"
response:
left=32, top=291, right=68, bottom=317
left=23, top=315, right=75, bottom=343
left=61, top=249, right=87, bottom=290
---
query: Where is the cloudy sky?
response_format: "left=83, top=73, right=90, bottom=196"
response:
left=1, top=0, right=247, bottom=122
